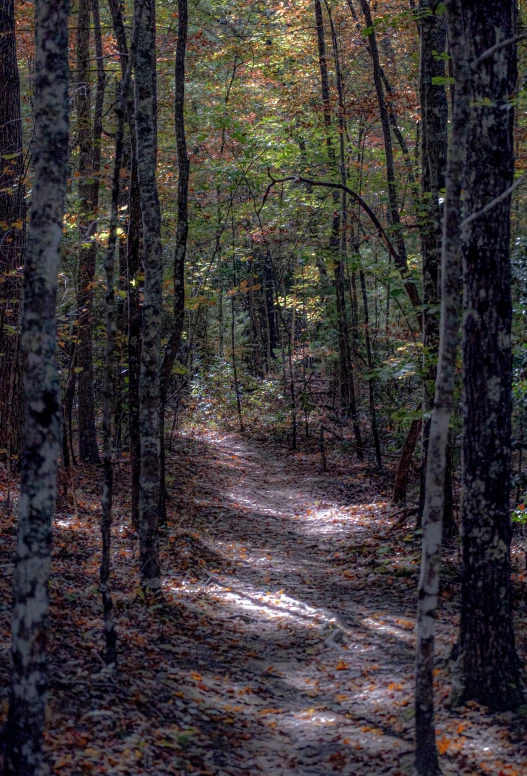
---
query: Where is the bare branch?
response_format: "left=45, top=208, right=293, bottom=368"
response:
left=263, top=170, right=404, bottom=268
left=461, top=173, right=526, bottom=228
left=473, top=31, right=527, bottom=67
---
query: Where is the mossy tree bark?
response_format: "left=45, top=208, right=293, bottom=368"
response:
left=5, top=0, right=69, bottom=768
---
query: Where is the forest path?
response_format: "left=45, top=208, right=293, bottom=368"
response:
left=157, top=431, right=523, bottom=776
left=2, top=429, right=526, bottom=776
left=163, top=431, right=420, bottom=776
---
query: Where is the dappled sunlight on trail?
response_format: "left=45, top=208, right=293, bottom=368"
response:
left=1, top=430, right=527, bottom=775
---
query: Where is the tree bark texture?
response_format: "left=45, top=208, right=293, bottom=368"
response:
left=134, top=0, right=162, bottom=593
left=76, top=0, right=100, bottom=463
left=107, top=0, right=142, bottom=529
left=160, top=0, right=189, bottom=523
left=456, top=0, right=523, bottom=712
left=5, top=0, right=69, bottom=769
left=417, top=0, right=449, bottom=527
left=414, top=0, right=471, bottom=771
left=0, top=0, right=25, bottom=459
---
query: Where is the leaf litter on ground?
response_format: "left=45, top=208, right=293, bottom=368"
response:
left=1, top=427, right=527, bottom=775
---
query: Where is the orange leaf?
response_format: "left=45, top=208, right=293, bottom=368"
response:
left=437, top=736, right=450, bottom=755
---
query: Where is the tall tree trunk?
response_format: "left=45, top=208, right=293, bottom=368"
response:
left=417, top=0, right=449, bottom=527
left=414, top=0, right=471, bottom=771
left=314, top=0, right=363, bottom=458
left=107, top=0, right=142, bottom=531
left=134, top=0, right=162, bottom=594
left=359, top=269, right=381, bottom=470
left=325, top=0, right=363, bottom=459
left=76, top=0, right=100, bottom=463
left=128, top=157, right=142, bottom=529
left=4, top=0, right=69, bottom=768
left=0, top=0, right=25, bottom=461
left=160, top=0, right=189, bottom=523
left=358, top=0, right=421, bottom=317
left=455, top=0, right=523, bottom=712
left=99, top=56, right=131, bottom=667
left=263, top=251, right=278, bottom=364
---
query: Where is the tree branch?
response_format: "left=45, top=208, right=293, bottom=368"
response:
left=461, top=173, right=526, bottom=228
left=473, top=31, right=527, bottom=67
left=264, top=171, right=404, bottom=269
left=262, top=170, right=422, bottom=323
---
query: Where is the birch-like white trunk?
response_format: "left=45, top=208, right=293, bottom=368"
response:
left=414, top=0, right=471, bottom=773
left=5, top=0, right=69, bottom=770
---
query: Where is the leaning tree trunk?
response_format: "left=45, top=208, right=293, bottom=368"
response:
left=134, top=0, right=163, bottom=595
left=455, top=0, right=523, bottom=712
left=4, top=0, right=69, bottom=769
left=414, top=0, right=471, bottom=772
left=76, top=0, right=100, bottom=463
left=393, top=405, right=422, bottom=504
left=0, top=0, right=25, bottom=461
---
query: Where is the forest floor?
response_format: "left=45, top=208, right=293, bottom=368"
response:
left=2, top=427, right=527, bottom=775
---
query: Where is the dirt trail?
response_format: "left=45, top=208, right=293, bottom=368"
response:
left=160, top=432, right=527, bottom=776
left=1, top=430, right=526, bottom=775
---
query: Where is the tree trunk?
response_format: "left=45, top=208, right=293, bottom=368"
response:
left=160, top=0, right=189, bottom=523
left=134, top=0, right=163, bottom=595
left=326, top=3, right=363, bottom=458
left=455, top=0, right=523, bottom=712
left=99, top=57, right=131, bottom=667
left=76, top=0, right=100, bottom=463
left=417, top=0, right=449, bottom=528
left=359, top=269, right=381, bottom=470
left=128, top=157, right=142, bottom=529
left=414, top=0, right=471, bottom=771
left=393, top=405, right=422, bottom=504
left=359, top=0, right=421, bottom=317
left=107, top=0, right=142, bottom=530
left=314, top=0, right=363, bottom=458
left=4, top=0, right=69, bottom=768
left=0, top=0, right=25, bottom=462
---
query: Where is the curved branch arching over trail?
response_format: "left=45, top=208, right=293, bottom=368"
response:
left=262, top=171, right=422, bottom=327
